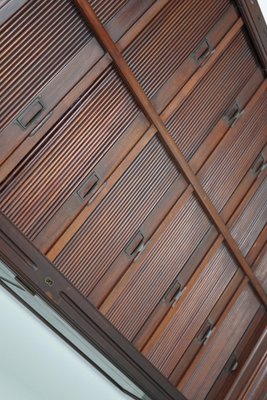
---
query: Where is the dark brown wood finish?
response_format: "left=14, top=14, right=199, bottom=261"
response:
left=0, top=1, right=266, bottom=398
left=73, top=0, right=266, bottom=305
left=236, top=0, right=267, bottom=72
left=205, top=307, right=267, bottom=400
left=0, top=3, right=240, bottom=254
left=0, top=212, right=186, bottom=400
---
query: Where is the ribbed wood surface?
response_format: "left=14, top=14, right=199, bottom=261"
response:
left=91, top=0, right=127, bottom=24
left=0, top=0, right=91, bottom=131
left=166, top=30, right=258, bottom=160
left=200, top=91, right=267, bottom=212
left=105, top=195, right=211, bottom=341
left=1, top=1, right=266, bottom=398
left=123, top=0, right=230, bottom=98
left=236, top=343, right=267, bottom=400
left=54, top=136, right=179, bottom=296
left=145, top=245, right=238, bottom=377
left=255, top=249, right=267, bottom=292
left=0, top=67, right=140, bottom=240
left=231, top=178, right=267, bottom=257
left=179, top=285, right=260, bottom=400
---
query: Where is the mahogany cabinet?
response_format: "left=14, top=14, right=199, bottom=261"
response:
left=0, top=1, right=266, bottom=399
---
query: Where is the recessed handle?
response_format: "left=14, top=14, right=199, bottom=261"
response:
left=197, top=320, right=214, bottom=344
left=192, top=38, right=214, bottom=66
left=77, top=172, right=99, bottom=201
left=17, top=97, right=45, bottom=129
left=224, top=101, right=244, bottom=127
left=226, top=353, right=239, bottom=373
left=252, top=154, right=267, bottom=176
left=125, top=231, right=145, bottom=258
left=229, top=359, right=238, bottom=372
left=164, top=279, right=185, bottom=306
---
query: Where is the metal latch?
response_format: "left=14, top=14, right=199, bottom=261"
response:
left=197, top=320, right=214, bottom=344
left=16, top=97, right=45, bottom=130
left=252, top=153, right=267, bottom=177
left=192, top=37, right=215, bottom=66
left=223, top=101, right=244, bottom=127
left=125, top=231, right=146, bottom=259
left=77, top=172, right=100, bottom=201
left=164, top=279, right=186, bottom=306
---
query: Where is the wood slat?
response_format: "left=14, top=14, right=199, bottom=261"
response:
left=134, top=166, right=266, bottom=377
left=224, top=326, right=267, bottom=400
left=253, top=244, right=267, bottom=292
left=36, top=11, right=260, bottom=260
left=101, top=194, right=212, bottom=341
left=0, top=0, right=154, bottom=171
left=53, top=136, right=180, bottom=297
left=178, top=280, right=260, bottom=400
left=206, top=308, right=267, bottom=400
left=73, top=0, right=267, bottom=305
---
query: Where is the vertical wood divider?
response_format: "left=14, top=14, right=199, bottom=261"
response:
left=73, top=0, right=267, bottom=307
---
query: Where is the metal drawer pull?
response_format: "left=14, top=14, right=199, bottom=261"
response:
left=164, top=279, right=185, bottom=306
left=192, top=38, right=215, bottom=66
left=77, top=172, right=99, bottom=200
left=224, top=101, right=244, bottom=127
left=226, top=353, right=239, bottom=373
left=252, top=154, right=267, bottom=176
left=229, top=359, right=238, bottom=372
left=16, top=97, right=45, bottom=129
left=125, top=231, right=145, bottom=258
left=198, top=320, right=214, bottom=344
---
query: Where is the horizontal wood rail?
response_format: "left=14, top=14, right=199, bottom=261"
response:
left=153, top=208, right=266, bottom=386
left=45, top=17, right=259, bottom=261
left=100, top=164, right=267, bottom=352
left=30, top=3, right=239, bottom=255
left=0, top=0, right=169, bottom=181
left=73, top=0, right=267, bottom=306
left=141, top=172, right=266, bottom=356
left=0, top=211, right=187, bottom=400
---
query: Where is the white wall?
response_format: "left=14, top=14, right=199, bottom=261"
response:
left=258, top=0, right=267, bottom=21
left=0, top=4, right=266, bottom=400
left=0, top=287, right=134, bottom=400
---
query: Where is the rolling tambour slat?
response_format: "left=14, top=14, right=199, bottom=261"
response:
left=123, top=0, right=230, bottom=99
left=40, top=9, right=245, bottom=260
left=237, top=352, right=267, bottom=400
left=254, top=246, right=267, bottom=292
left=89, top=173, right=188, bottom=308
left=0, top=0, right=154, bottom=167
left=167, top=169, right=267, bottom=386
left=54, top=136, right=180, bottom=297
left=198, top=90, right=267, bottom=213
left=90, top=0, right=128, bottom=25
left=78, top=0, right=267, bottom=304
left=166, top=30, right=259, bottom=161
left=178, top=282, right=261, bottom=400
left=99, top=143, right=267, bottom=354
left=206, top=307, right=267, bottom=400
left=0, top=0, right=91, bottom=131
left=0, top=0, right=152, bottom=132
left=142, top=245, right=240, bottom=378
left=0, top=67, right=141, bottom=241
left=227, top=328, right=267, bottom=400
left=231, top=177, right=267, bottom=257
left=91, top=0, right=157, bottom=43
left=0, top=1, right=242, bottom=253
left=103, top=195, right=211, bottom=342
left=1, top=1, right=267, bottom=398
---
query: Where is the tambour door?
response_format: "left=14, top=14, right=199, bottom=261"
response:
left=0, top=1, right=266, bottom=400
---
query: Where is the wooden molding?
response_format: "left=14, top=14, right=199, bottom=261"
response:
left=0, top=211, right=186, bottom=400
left=236, top=0, right=267, bottom=72
left=73, top=0, right=267, bottom=307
